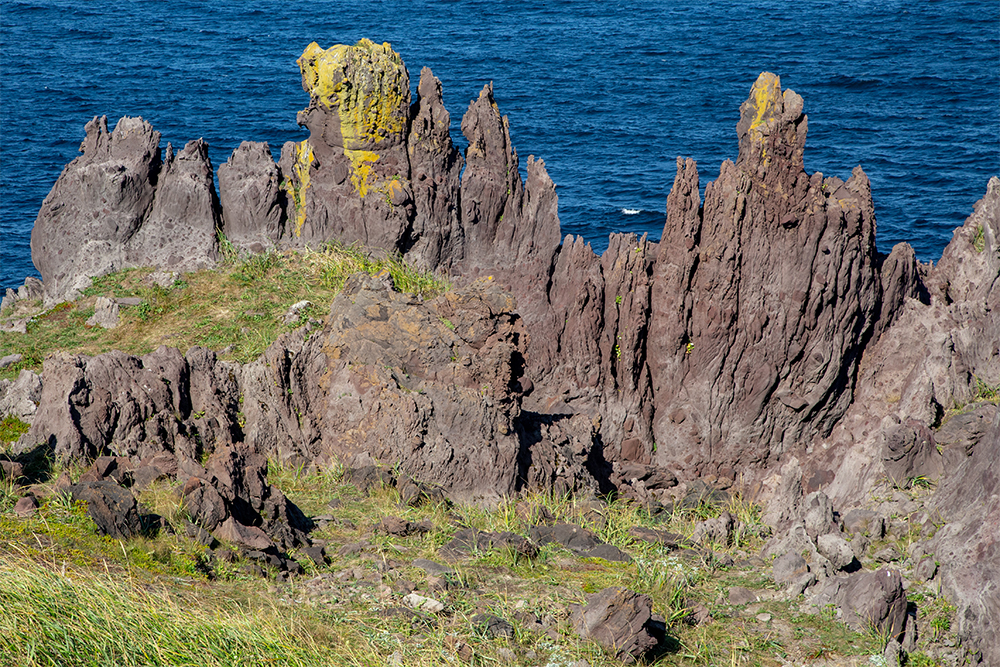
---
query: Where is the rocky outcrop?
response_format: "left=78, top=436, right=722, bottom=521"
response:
left=646, top=75, right=881, bottom=474
left=926, top=406, right=1000, bottom=665
left=404, top=67, right=464, bottom=270
left=31, top=117, right=219, bottom=304
left=217, top=141, right=286, bottom=253
left=278, top=39, right=414, bottom=249
left=240, top=272, right=528, bottom=504
left=18, top=274, right=581, bottom=505
left=815, top=176, right=999, bottom=506
left=19, top=43, right=1000, bottom=654
left=21, top=346, right=241, bottom=463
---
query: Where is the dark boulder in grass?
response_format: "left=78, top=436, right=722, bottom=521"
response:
left=71, top=480, right=143, bottom=539
left=570, top=587, right=660, bottom=664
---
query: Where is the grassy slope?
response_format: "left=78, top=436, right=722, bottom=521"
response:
left=0, top=245, right=957, bottom=666
left=0, top=240, right=448, bottom=381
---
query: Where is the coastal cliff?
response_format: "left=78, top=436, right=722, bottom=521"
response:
left=4, top=39, right=999, bottom=663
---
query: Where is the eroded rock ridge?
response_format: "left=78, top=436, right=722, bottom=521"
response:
left=11, top=39, right=1000, bottom=662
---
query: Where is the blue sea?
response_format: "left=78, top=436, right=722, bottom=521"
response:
left=1, top=1, right=997, bottom=291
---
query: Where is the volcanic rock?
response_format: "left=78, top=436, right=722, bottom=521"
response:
left=71, top=480, right=143, bottom=539
left=926, top=405, right=1000, bottom=664
left=0, top=369, right=42, bottom=424
left=85, top=296, right=120, bottom=329
left=217, top=141, right=286, bottom=252
left=279, top=39, right=413, bottom=249
left=31, top=117, right=219, bottom=304
left=569, top=587, right=659, bottom=663
left=239, top=272, right=529, bottom=504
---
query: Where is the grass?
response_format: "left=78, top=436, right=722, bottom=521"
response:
left=972, top=223, right=985, bottom=253
left=0, top=241, right=449, bottom=381
left=0, top=415, right=30, bottom=444
left=0, top=440, right=909, bottom=667
left=0, top=554, right=340, bottom=667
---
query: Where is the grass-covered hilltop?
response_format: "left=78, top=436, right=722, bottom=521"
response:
left=3, top=38, right=999, bottom=666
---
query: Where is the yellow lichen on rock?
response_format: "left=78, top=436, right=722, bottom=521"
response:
left=296, top=39, right=409, bottom=199
left=297, top=39, right=407, bottom=149
left=284, top=140, right=314, bottom=237
left=346, top=149, right=380, bottom=198
left=748, top=72, right=782, bottom=133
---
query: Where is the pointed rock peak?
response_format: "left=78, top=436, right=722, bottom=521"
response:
left=462, top=82, right=508, bottom=154
left=80, top=115, right=110, bottom=155
left=412, top=67, right=453, bottom=137
left=736, top=72, right=806, bottom=171
left=295, top=39, right=410, bottom=152
left=739, top=72, right=782, bottom=136
left=417, top=66, right=443, bottom=101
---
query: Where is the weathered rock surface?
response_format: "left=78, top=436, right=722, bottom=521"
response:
left=20, top=346, right=240, bottom=463
left=71, top=480, right=143, bottom=539
left=807, top=568, right=908, bottom=639
left=279, top=39, right=413, bottom=249
left=239, top=273, right=528, bottom=504
left=0, top=369, right=42, bottom=423
left=569, top=587, right=659, bottom=663
left=85, top=296, right=120, bottom=329
left=926, top=406, right=1000, bottom=665
left=31, top=117, right=219, bottom=304
left=217, top=141, right=286, bottom=252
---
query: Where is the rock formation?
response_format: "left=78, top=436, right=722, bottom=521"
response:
left=16, top=40, right=1000, bottom=659
left=31, top=116, right=219, bottom=304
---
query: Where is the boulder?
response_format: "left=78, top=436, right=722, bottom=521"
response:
left=85, top=296, right=120, bottom=329
left=13, top=494, right=39, bottom=518
left=881, top=419, right=943, bottom=487
left=808, top=568, right=907, bottom=639
left=569, top=587, right=659, bottom=663
left=440, top=527, right=538, bottom=561
left=71, top=481, right=143, bottom=539
left=816, top=533, right=858, bottom=572
left=0, top=370, right=42, bottom=423
left=471, top=613, right=514, bottom=639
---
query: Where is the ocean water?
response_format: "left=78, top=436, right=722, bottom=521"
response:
left=1, top=0, right=997, bottom=291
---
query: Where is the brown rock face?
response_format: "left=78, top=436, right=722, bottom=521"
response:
left=240, top=273, right=528, bottom=505
left=218, top=141, right=286, bottom=253
left=31, top=117, right=220, bottom=305
left=405, top=67, right=464, bottom=270
left=22, top=346, right=240, bottom=463
left=31, top=116, right=160, bottom=303
left=569, top=587, right=659, bottom=663
left=927, top=407, right=1000, bottom=665
left=647, top=73, right=881, bottom=475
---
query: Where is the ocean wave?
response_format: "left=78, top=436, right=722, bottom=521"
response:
left=621, top=208, right=641, bottom=215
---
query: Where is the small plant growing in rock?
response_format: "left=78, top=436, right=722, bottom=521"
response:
left=973, top=223, right=985, bottom=252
